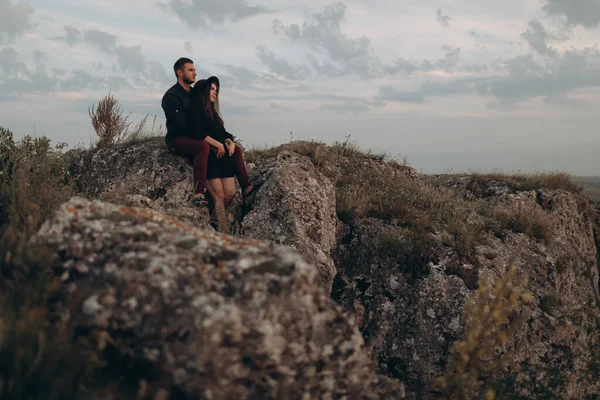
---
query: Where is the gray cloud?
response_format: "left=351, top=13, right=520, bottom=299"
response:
left=0, top=47, right=59, bottom=94
left=435, top=45, right=461, bottom=72
left=381, top=58, right=419, bottom=75
left=320, top=95, right=384, bottom=114
left=269, top=101, right=292, bottom=112
left=184, top=41, right=192, bottom=53
left=379, top=86, right=426, bottom=103
left=543, top=0, right=600, bottom=28
left=501, top=54, right=545, bottom=75
left=84, top=29, right=118, bottom=52
left=1, top=44, right=163, bottom=96
left=0, top=94, right=16, bottom=102
left=105, top=75, right=132, bottom=90
left=145, top=61, right=171, bottom=86
left=420, top=80, right=473, bottom=98
left=0, top=47, right=25, bottom=75
left=220, top=103, right=254, bottom=116
left=272, top=3, right=485, bottom=79
left=378, top=45, right=600, bottom=108
left=30, top=51, right=59, bottom=92
left=113, top=45, right=145, bottom=72
left=383, top=45, right=479, bottom=75
left=260, top=91, right=383, bottom=114
left=520, top=20, right=556, bottom=57
left=305, top=53, right=345, bottom=78
left=543, top=94, right=592, bottom=109
left=273, top=2, right=379, bottom=78
left=52, top=68, right=67, bottom=77
left=63, top=25, right=81, bottom=46
left=321, top=99, right=369, bottom=114
left=51, top=26, right=171, bottom=88
left=256, top=46, right=310, bottom=80
left=479, top=49, right=600, bottom=103
left=436, top=9, right=451, bottom=27
left=60, top=69, right=107, bottom=91
left=220, top=64, right=260, bottom=87
left=158, top=0, right=269, bottom=30
left=0, top=0, right=34, bottom=43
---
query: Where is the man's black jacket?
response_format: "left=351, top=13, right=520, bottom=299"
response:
left=161, top=83, right=190, bottom=144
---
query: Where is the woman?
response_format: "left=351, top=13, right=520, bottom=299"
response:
left=189, top=76, right=253, bottom=229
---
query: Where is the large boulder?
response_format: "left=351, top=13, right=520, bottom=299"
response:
left=65, top=140, right=338, bottom=291
left=333, top=189, right=600, bottom=398
left=65, top=137, right=210, bottom=226
left=242, top=151, right=339, bottom=292
left=33, top=197, right=406, bottom=399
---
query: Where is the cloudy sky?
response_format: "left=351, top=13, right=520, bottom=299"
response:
left=1, top=0, right=600, bottom=175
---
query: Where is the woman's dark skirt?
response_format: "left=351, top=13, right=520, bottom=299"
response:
left=206, top=147, right=235, bottom=179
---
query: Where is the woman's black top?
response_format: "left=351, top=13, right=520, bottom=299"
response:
left=189, top=102, right=236, bottom=179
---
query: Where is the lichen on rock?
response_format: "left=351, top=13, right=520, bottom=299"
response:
left=33, top=197, right=400, bottom=399
left=242, top=151, right=340, bottom=292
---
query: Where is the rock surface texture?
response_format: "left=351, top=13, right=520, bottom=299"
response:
left=34, top=197, right=406, bottom=399
left=333, top=186, right=600, bottom=398
left=65, top=137, right=210, bottom=226
left=242, top=151, right=339, bottom=292
left=61, top=139, right=600, bottom=398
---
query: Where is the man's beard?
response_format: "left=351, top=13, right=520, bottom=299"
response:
left=183, top=77, right=195, bottom=85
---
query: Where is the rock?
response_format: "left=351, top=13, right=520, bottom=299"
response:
left=60, top=140, right=600, bottom=398
left=242, top=151, right=339, bottom=292
left=332, top=218, right=469, bottom=393
left=434, top=175, right=511, bottom=199
left=65, top=137, right=210, bottom=226
left=33, top=197, right=401, bottom=399
left=333, top=189, right=600, bottom=398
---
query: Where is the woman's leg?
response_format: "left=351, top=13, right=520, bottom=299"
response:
left=206, top=178, right=228, bottom=233
left=230, top=144, right=253, bottom=194
left=170, top=137, right=210, bottom=195
left=221, top=177, right=236, bottom=207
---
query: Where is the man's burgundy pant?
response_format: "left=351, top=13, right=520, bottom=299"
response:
left=169, top=136, right=250, bottom=194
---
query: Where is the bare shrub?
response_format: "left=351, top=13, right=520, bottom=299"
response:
left=88, top=92, right=132, bottom=148
left=0, top=128, right=73, bottom=235
left=436, top=264, right=533, bottom=399
left=88, top=92, right=163, bottom=148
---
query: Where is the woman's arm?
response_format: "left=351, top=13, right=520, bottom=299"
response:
left=204, top=135, right=224, bottom=149
left=190, top=109, right=225, bottom=156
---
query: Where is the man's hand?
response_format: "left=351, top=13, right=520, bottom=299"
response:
left=226, top=141, right=235, bottom=157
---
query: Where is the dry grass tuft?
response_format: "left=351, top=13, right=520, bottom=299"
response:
left=486, top=200, right=554, bottom=243
left=436, top=264, right=533, bottom=399
left=468, top=171, right=582, bottom=196
left=88, top=92, right=131, bottom=148
left=88, top=92, right=162, bottom=148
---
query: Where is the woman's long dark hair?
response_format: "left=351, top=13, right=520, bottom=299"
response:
left=191, top=78, right=224, bottom=126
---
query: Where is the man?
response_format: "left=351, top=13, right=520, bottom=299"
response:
left=161, top=57, right=213, bottom=207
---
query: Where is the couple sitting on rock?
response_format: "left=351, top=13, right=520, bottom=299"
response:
left=161, top=57, right=255, bottom=216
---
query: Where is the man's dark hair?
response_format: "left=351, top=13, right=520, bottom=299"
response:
left=173, top=57, right=194, bottom=78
